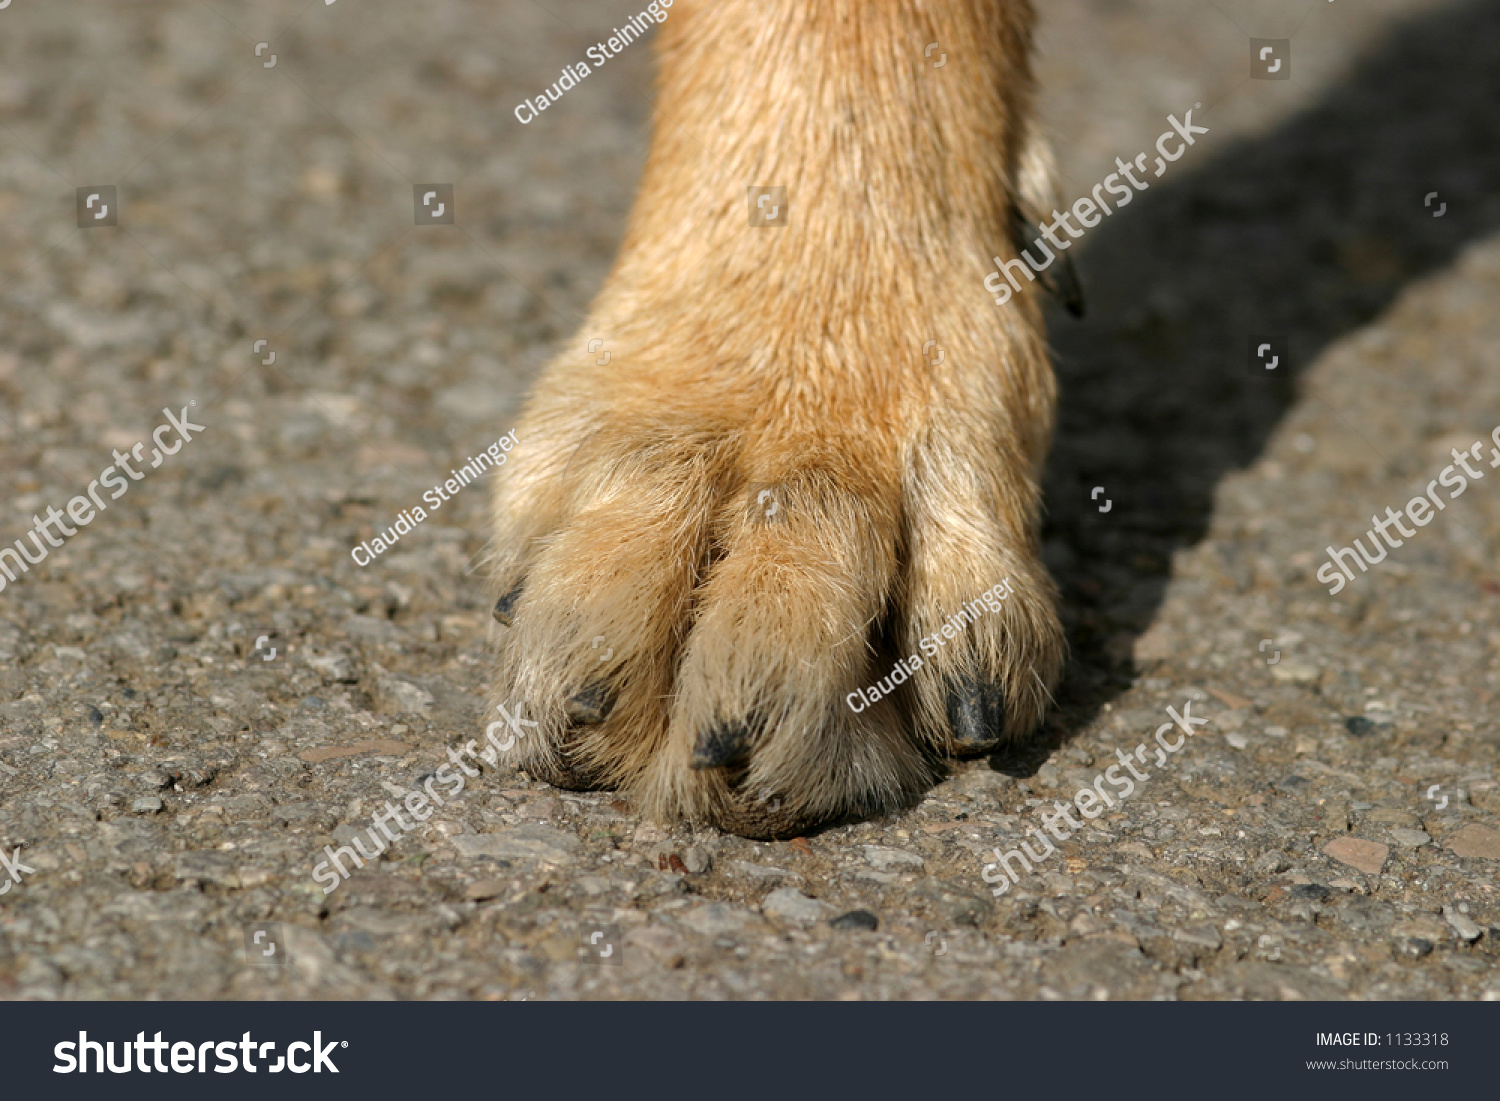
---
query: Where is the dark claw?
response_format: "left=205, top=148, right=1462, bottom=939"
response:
left=690, top=721, right=753, bottom=770
left=946, top=675, right=1005, bottom=752
left=1044, top=252, right=1086, bottom=318
left=492, top=583, right=523, bottom=627
left=565, top=682, right=616, bottom=726
left=1013, top=213, right=1086, bottom=318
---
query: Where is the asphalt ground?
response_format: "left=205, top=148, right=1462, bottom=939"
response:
left=0, top=0, right=1498, bottom=999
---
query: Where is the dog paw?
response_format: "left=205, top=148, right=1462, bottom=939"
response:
left=486, top=352, right=1064, bottom=839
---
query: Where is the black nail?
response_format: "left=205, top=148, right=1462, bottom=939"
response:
left=946, top=675, right=1005, bottom=751
left=492, top=584, right=523, bottom=626
left=1013, top=212, right=1086, bottom=318
left=690, top=721, right=753, bottom=770
left=565, top=682, right=616, bottom=726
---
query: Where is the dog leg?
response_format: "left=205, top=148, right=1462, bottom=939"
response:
left=490, top=0, right=1064, bottom=838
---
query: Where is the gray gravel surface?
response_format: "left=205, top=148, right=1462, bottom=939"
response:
left=1, top=0, right=1498, bottom=1000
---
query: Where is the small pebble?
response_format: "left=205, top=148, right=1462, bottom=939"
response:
left=1323, top=836, right=1389, bottom=876
left=1269, top=659, right=1319, bottom=684
left=131, top=796, right=164, bottom=814
left=1252, top=850, right=1289, bottom=875
left=1446, top=824, right=1500, bottom=860
left=1443, top=906, right=1483, bottom=943
left=830, top=910, right=878, bottom=931
left=1288, top=883, right=1331, bottom=902
left=762, top=888, right=830, bottom=924
left=1395, top=937, right=1434, bottom=960
left=1387, top=828, right=1431, bottom=848
left=863, top=845, right=924, bottom=870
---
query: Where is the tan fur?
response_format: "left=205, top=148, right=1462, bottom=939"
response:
left=488, top=0, right=1064, bottom=838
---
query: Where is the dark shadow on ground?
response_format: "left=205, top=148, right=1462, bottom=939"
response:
left=993, top=0, right=1500, bottom=776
